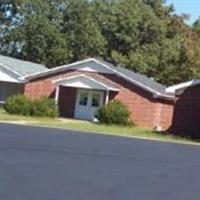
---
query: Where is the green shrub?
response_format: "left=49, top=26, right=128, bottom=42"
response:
left=31, top=97, right=58, bottom=118
left=4, top=95, right=58, bottom=118
left=95, top=100, right=131, bottom=125
left=4, top=95, right=32, bottom=116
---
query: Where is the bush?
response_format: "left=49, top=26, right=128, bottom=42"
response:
left=31, top=97, right=58, bottom=118
left=4, top=95, right=58, bottom=118
left=4, top=95, right=32, bottom=116
left=95, top=100, right=131, bottom=125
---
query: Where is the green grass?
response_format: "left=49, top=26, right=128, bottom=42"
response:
left=0, top=108, right=198, bottom=145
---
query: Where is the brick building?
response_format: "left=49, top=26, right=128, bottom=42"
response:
left=0, top=55, right=199, bottom=136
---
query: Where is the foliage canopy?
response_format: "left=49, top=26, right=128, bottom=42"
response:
left=1, top=0, right=200, bottom=85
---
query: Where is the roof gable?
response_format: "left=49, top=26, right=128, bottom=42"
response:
left=54, top=74, right=119, bottom=91
left=66, top=60, right=114, bottom=74
left=25, top=58, right=174, bottom=99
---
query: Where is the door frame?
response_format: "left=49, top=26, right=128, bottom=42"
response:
left=74, top=89, right=104, bottom=120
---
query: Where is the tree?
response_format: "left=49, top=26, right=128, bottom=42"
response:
left=2, top=0, right=71, bottom=67
left=1, top=0, right=200, bottom=85
left=62, top=0, right=106, bottom=61
left=190, top=18, right=200, bottom=76
left=93, top=0, right=193, bottom=85
left=14, top=16, right=71, bottom=67
left=193, top=18, right=200, bottom=36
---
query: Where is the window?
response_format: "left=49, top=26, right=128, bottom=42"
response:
left=79, top=92, right=88, bottom=106
left=92, top=93, right=101, bottom=107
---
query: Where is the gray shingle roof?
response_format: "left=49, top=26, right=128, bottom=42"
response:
left=24, top=57, right=174, bottom=98
left=0, top=55, right=48, bottom=77
left=98, top=59, right=170, bottom=96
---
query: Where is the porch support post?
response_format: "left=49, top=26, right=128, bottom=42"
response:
left=55, top=86, right=60, bottom=105
left=105, top=90, right=109, bottom=105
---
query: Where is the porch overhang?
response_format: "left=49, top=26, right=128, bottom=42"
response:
left=53, top=74, right=120, bottom=92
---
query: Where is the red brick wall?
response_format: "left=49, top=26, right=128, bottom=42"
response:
left=108, top=85, right=158, bottom=129
left=170, top=85, right=200, bottom=138
left=24, top=71, right=73, bottom=99
left=105, top=75, right=174, bottom=130
left=24, top=70, right=174, bottom=130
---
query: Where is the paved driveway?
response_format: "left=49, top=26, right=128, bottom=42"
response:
left=0, top=123, right=200, bottom=200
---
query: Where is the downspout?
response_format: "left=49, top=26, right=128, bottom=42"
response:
left=155, top=102, right=163, bottom=132
left=105, top=90, right=109, bottom=105
left=153, top=93, right=163, bottom=132
left=55, top=86, right=60, bottom=106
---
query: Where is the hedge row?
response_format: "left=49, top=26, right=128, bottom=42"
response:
left=4, top=95, right=132, bottom=125
left=4, top=95, right=58, bottom=118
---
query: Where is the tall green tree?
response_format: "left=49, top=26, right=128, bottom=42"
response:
left=1, top=0, right=200, bottom=85
left=193, top=18, right=200, bottom=36
left=62, top=0, right=106, bottom=61
left=93, top=0, right=191, bottom=85
left=191, top=18, right=200, bottom=75
left=2, top=0, right=71, bottom=67
left=13, top=15, right=71, bottom=67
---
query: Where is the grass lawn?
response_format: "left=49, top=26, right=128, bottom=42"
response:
left=0, top=108, right=198, bottom=145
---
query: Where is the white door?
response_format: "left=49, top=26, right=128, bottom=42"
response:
left=75, top=89, right=104, bottom=120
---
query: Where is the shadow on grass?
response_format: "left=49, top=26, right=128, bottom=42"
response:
left=157, top=130, right=200, bottom=143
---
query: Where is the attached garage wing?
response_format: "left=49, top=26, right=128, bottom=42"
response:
left=0, top=82, right=24, bottom=103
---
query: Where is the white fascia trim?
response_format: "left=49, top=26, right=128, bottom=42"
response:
left=53, top=74, right=120, bottom=92
left=23, top=58, right=96, bottom=80
left=153, top=93, right=175, bottom=100
left=166, top=79, right=200, bottom=94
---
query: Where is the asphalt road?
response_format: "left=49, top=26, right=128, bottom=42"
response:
left=0, top=123, right=200, bottom=200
